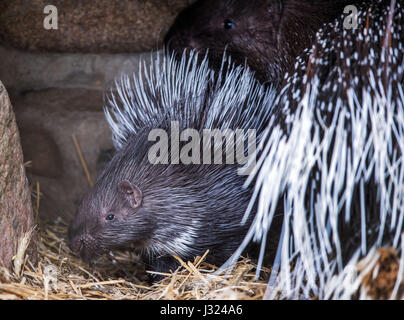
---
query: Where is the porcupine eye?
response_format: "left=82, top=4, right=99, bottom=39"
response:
left=223, top=19, right=235, bottom=30
left=106, top=214, right=115, bottom=221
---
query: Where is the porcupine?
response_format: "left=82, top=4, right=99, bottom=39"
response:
left=67, top=52, right=277, bottom=278
left=219, top=0, right=404, bottom=299
left=164, top=0, right=364, bottom=85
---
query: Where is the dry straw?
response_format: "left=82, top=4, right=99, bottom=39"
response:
left=0, top=213, right=268, bottom=300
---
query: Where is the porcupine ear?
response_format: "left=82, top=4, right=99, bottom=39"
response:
left=119, top=180, right=143, bottom=209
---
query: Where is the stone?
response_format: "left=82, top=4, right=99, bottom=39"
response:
left=13, top=88, right=114, bottom=222
left=0, top=0, right=190, bottom=53
left=19, top=126, right=63, bottom=179
left=0, top=45, right=155, bottom=96
left=0, top=81, right=37, bottom=271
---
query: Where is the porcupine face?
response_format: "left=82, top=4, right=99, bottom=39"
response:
left=67, top=175, right=148, bottom=263
left=67, top=136, right=155, bottom=263
left=165, top=0, right=284, bottom=83
left=164, top=0, right=358, bottom=85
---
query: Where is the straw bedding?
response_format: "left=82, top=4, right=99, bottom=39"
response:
left=0, top=213, right=269, bottom=300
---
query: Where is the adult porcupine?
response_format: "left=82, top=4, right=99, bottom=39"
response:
left=165, top=0, right=363, bottom=85
left=67, top=52, right=276, bottom=277
left=222, top=0, right=404, bottom=299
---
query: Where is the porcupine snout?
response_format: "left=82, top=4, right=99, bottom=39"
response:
left=67, top=216, right=97, bottom=262
left=67, top=233, right=98, bottom=263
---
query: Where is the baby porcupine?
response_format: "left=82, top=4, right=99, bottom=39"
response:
left=67, top=52, right=276, bottom=278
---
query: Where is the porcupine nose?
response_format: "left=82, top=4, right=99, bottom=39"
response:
left=66, top=227, right=81, bottom=254
left=67, top=221, right=87, bottom=255
left=67, top=231, right=95, bottom=262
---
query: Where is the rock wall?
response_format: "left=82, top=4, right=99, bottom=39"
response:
left=0, top=0, right=189, bottom=53
left=0, top=81, right=36, bottom=270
